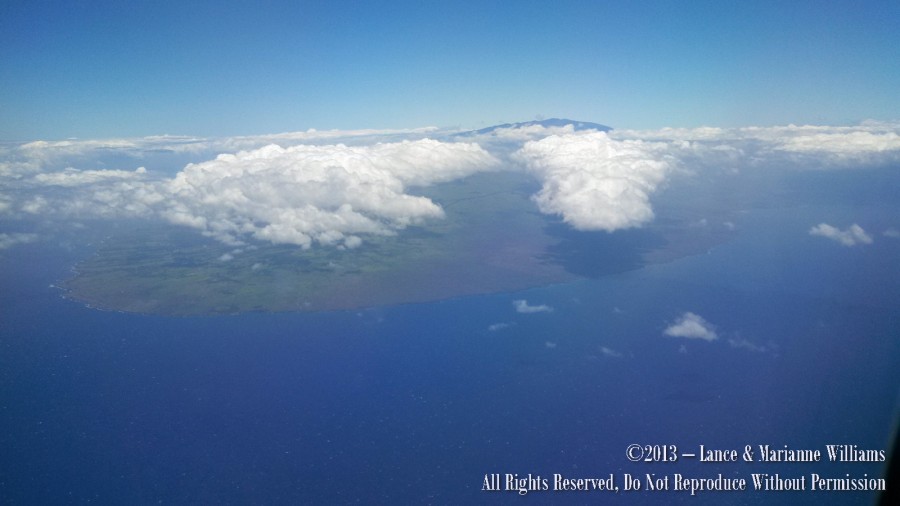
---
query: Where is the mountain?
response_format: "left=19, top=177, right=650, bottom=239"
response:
left=465, top=118, right=612, bottom=136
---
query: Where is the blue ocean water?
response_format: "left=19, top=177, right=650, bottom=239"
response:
left=2, top=200, right=898, bottom=504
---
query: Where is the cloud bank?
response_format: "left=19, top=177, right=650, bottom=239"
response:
left=2, top=138, right=497, bottom=249
left=613, top=121, right=900, bottom=168
left=809, top=223, right=873, bottom=246
left=663, top=312, right=718, bottom=341
left=3, top=121, right=899, bottom=250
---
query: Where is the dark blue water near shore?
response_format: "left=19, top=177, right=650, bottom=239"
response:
left=2, top=201, right=898, bottom=504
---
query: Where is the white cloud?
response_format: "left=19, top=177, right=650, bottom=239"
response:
left=161, top=140, right=497, bottom=248
left=599, top=346, right=622, bottom=358
left=0, top=127, right=449, bottom=179
left=488, top=322, right=511, bottom=331
left=34, top=167, right=147, bottom=187
left=663, top=312, right=718, bottom=341
left=514, top=131, right=675, bottom=231
left=612, top=122, right=900, bottom=169
left=3, top=137, right=497, bottom=248
left=4, top=121, right=899, bottom=249
left=809, top=223, right=873, bottom=246
left=213, top=126, right=445, bottom=153
left=0, top=232, right=38, bottom=250
left=728, top=337, right=769, bottom=353
left=513, top=299, right=553, bottom=313
left=774, top=130, right=900, bottom=156
left=883, top=228, right=900, bottom=238
left=473, top=124, right=579, bottom=143
left=21, top=196, right=49, bottom=214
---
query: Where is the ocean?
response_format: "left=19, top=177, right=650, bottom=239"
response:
left=1, top=196, right=898, bottom=504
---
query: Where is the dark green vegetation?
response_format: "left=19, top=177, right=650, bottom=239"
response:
left=63, top=171, right=735, bottom=315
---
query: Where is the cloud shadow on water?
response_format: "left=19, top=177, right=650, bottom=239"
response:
left=539, top=223, right=666, bottom=279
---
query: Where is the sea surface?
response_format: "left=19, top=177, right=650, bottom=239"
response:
left=2, top=197, right=898, bottom=504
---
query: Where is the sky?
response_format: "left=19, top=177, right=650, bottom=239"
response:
left=1, top=0, right=898, bottom=140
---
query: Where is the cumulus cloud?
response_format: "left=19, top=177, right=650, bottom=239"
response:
left=599, top=346, right=622, bottom=358
left=612, top=122, right=900, bottom=169
left=23, top=179, right=165, bottom=219
left=33, top=167, right=147, bottom=186
left=0, top=137, right=197, bottom=178
left=4, top=120, right=900, bottom=249
left=773, top=129, right=900, bottom=157
left=0, top=232, right=38, bottom=250
left=809, top=223, right=873, bottom=246
left=663, top=312, right=718, bottom=341
left=0, top=127, right=453, bottom=184
left=472, top=124, right=580, bottom=143
left=882, top=228, right=900, bottom=238
left=161, top=140, right=497, bottom=248
left=21, top=196, right=49, bottom=214
left=214, top=126, right=444, bottom=152
left=514, top=131, right=675, bottom=231
left=3, top=137, right=497, bottom=248
left=488, top=322, right=511, bottom=331
left=728, top=337, right=770, bottom=353
left=513, top=299, right=553, bottom=313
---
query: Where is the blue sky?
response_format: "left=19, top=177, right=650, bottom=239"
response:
left=1, top=0, right=898, bottom=140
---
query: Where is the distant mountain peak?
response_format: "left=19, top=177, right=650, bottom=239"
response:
left=470, top=118, right=612, bottom=136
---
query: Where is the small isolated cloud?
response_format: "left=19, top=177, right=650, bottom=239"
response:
left=599, top=346, right=622, bottom=358
left=0, top=232, right=38, bottom=250
left=809, top=223, right=873, bottom=246
left=513, top=299, right=553, bottom=313
left=545, top=341, right=557, bottom=349
left=514, top=131, right=675, bottom=231
left=663, top=312, right=718, bottom=341
left=218, top=253, right=234, bottom=262
left=883, top=228, right=900, bottom=238
left=728, top=337, right=769, bottom=353
left=487, top=322, right=511, bottom=331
